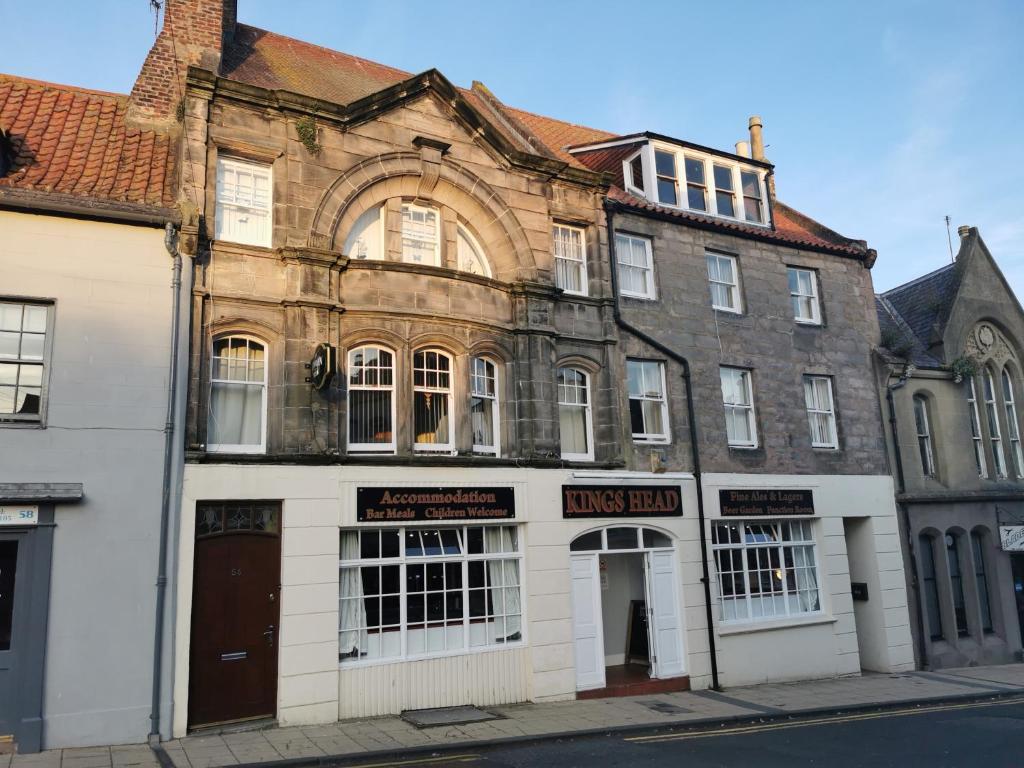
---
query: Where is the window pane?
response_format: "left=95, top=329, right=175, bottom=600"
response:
left=0, top=305, right=22, bottom=332
left=716, top=191, right=735, bottom=217
left=209, top=382, right=263, bottom=447
left=684, top=157, right=705, bottom=184
left=349, top=390, right=392, bottom=446
left=22, top=306, right=47, bottom=333
left=643, top=529, right=672, bottom=548
left=559, top=404, right=588, bottom=456
left=687, top=185, right=707, bottom=211
left=607, top=527, right=639, bottom=549
left=343, top=206, right=383, bottom=261
left=655, top=150, right=676, bottom=177
left=629, top=155, right=644, bottom=191
left=570, top=530, right=603, bottom=552
left=713, top=165, right=733, bottom=190
left=657, top=178, right=678, bottom=206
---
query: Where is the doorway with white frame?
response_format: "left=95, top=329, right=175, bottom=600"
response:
left=569, top=526, right=686, bottom=692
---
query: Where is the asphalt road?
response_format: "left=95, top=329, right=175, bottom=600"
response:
left=337, top=696, right=1024, bottom=768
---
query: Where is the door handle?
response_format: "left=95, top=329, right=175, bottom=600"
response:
left=264, top=625, right=275, bottom=647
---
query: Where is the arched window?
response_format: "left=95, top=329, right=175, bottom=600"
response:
left=470, top=357, right=499, bottom=455
left=348, top=345, right=395, bottom=453
left=918, top=534, right=943, bottom=640
left=343, top=205, right=384, bottom=261
left=558, top=367, right=593, bottom=461
left=966, top=377, right=988, bottom=478
left=971, top=531, right=993, bottom=633
left=208, top=335, right=267, bottom=453
left=457, top=226, right=492, bottom=277
left=983, top=368, right=1007, bottom=477
left=413, top=349, right=452, bottom=452
left=912, top=395, right=935, bottom=478
left=946, top=533, right=969, bottom=637
left=1001, top=368, right=1024, bottom=476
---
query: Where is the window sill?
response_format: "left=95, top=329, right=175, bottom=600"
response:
left=207, top=445, right=266, bottom=455
left=717, top=613, right=836, bottom=637
left=621, top=292, right=657, bottom=302
left=795, top=319, right=823, bottom=327
left=711, top=306, right=743, bottom=315
left=0, top=420, right=45, bottom=429
left=727, top=443, right=759, bottom=451
left=633, top=437, right=670, bottom=445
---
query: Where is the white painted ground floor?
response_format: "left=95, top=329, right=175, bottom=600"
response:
left=170, top=465, right=915, bottom=737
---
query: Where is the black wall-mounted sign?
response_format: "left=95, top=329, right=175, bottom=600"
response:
left=851, top=582, right=869, bottom=602
left=719, top=489, right=815, bottom=517
left=307, top=343, right=336, bottom=391
left=357, top=487, right=515, bottom=522
left=562, top=485, right=683, bottom=519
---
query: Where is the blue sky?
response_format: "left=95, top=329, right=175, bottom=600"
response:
left=2, top=0, right=1021, bottom=296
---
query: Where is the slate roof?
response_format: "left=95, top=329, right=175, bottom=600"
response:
left=0, top=74, right=176, bottom=212
left=876, top=262, right=963, bottom=367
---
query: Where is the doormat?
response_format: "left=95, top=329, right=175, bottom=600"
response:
left=640, top=700, right=692, bottom=715
left=401, top=705, right=501, bottom=728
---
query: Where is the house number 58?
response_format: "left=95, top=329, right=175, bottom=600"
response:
left=231, top=568, right=243, bottom=577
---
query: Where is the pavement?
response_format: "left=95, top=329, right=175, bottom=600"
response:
left=6, top=664, right=1024, bottom=768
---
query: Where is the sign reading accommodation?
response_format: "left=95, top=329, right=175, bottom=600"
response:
left=1000, top=526, right=1024, bottom=552
left=357, top=487, right=514, bottom=522
left=0, top=505, right=38, bottom=526
left=719, top=489, right=815, bottom=517
left=561, top=485, right=683, bottom=519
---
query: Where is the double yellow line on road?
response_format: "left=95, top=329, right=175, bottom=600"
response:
left=625, top=695, right=1024, bottom=744
left=343, top=753, right=481, bottom=768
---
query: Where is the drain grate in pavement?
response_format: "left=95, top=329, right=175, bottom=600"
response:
left=640, top=700, right=692, bottom=715
left=401, top=705, right=501, bottom=728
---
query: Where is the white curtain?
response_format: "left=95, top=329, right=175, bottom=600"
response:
left=792, top=545, right=820, bottom=613
left=339, top=532, right=367, bottom=658
left=559, top=405, right=587, bottom=455
left=485, top=527, right=522, bottom=641
left=209, top=382, right=262, bottom=445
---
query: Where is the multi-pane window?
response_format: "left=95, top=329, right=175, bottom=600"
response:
left=558, top=367, right=593, bottom=461
left=741, top=170, right=764, bottom=223
left=215, top=157, right=272, bottom=247
left=552, top=224, right=588, bottom=295
left=616, top=233, right=656, bottom=299
left=0, top=301, right=49, bottom=422
left=654, top=150, right=678, bottom=206
left=339, top=525, right=522, bottom=664
left=706, top=252, right=741, bottom=312
left=919, top=534, right=943, bottom=640
left=684, top=156, right=707, bottom=211
left=713, top=164, right=736, bottom=217
left=348, top=345, right=395, bottom=453
left=788, top=267, right=821, bottom=324
left=804, top=376, right=838, bottom=449
left=413, top=349, right=452, bottom=452
left=712, top=519, right=820, bottom=623
left=967, top=377, right=988, bottom=478
left=470, top=357, right=499, bottom=456
left=971, top=532, right=993, bottom=633
left=1001, top=369, right=1024, bottom=477
left=913, top=395, right=936, bottom=478
left=627, top=359, right=669, bottom=442
left=983, top=369, right=1007, bottom=478
left=401, top=204, right=441, bottom=266
left=208, top=336, right=266, bottom=453
left=343, top=205, right=384, bottom=261
left=720, top=367, right=757, bottom=448
left=456, top=226, right=491, bottom=277
left=946, top=533, right=969, bottom=636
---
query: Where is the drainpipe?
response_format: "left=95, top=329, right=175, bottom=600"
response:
left=150, top=223, right=184, bottom=742
left=885, top=364, right=929, bottom=670
left=605, top=201, right=721, bottom=691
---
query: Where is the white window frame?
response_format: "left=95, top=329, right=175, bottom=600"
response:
left=347, top=344, right=397, bottom=454
left=338, top=525, right=525, bottom=667
left=967, top=376, right=988, bottom=478
left=615, top=233, right=656, bottom=300
left=654, top=149, right=680, bottom=207
left=401, top=203, right=441, bottom=267
left=215, top=156, right=272, bottom=248
left=456, top=225, right=493, bottom=278
left=711, top=519, right=822, bottom=624
left=624, top=150, right=646, bottom=196
left=788, top=267, right=822, bottom=325
left=0, top=300, right=53, bottom=425
left=712, top=162, right=738, bottom=219
left=207, top=334, right=268, bottom=454
left=740, top=169, right=766, bottom=224
left=552, top=223, right=589, bottom=296
left=913, top=394, right=936, bottom=478
left=1001, top=368, right=1024, bottom=478
left=558, top=366, right=595, bottom=462
left=627, top=359, right=670, bottom=443
left=706, top=252, right=742, bottom=313
left=803, top=375, right=838, bottom=449
left=470, top=356, right=500, bottom=457
left=983, top=368, right=1007, bottom=478
left=412, top=348, right=454, bottom=453
left=720, top=366, right=758, bottom=448
left=683, top=155, right=708, bottom=212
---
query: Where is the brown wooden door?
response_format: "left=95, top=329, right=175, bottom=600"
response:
left=188, top=502, right=281, bottom=728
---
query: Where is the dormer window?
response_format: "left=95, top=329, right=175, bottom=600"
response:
left=684, top=156, right=707, bottom=211
left=713, top=165, right=736, bottom=217
left=654, top=150, right=678, bottom=206
left=627, top=153, right=645, bottom=194
left=741, top=170, right=764, bottom=223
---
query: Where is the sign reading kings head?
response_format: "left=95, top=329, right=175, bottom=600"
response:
left=562, top=485, right=683, bottom=519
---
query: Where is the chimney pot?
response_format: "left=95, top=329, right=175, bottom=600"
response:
left=735, top=140, right=750, bottom=158
left=748, top=115, right=765, bottom=161
left=957, top=225, right=971, bottom=239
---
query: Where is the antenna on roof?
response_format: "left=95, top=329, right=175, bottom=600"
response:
left=149, top=0, right=162, bottom=37
left=944, top=215, right=954, bottom=263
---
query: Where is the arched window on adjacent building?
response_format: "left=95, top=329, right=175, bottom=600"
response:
left=470, top=357, right=500, bottom=456
left=208, top=335, right=267, bottom=453
left=913, top=395, right=936, bottom=478
left=945, top=532, right=969, bottom=637
left=983, top=368, right=1007, bottom=478
left=966, top=377, right=988, bottom=478
left=971, top=530, right=994, bottom=633
left=557, top=367, right=593, bottom=461
left=413, top=349, right=453, bottom=452
left=918, top=534, right=943, bottom=640
left=348, top=345, right=395, bottom=453
left=1001, top=368, right=1024, bottom=477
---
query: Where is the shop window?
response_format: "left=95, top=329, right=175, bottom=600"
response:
left=470, top=357, right=500, bottom=456
left=558, top=367, right=594, bottom=461
left=913, top=395, right=936, bottom=478
left=215, top=157, right=272, bottom=247
left=788, top=267, right=822, bottom=325
left=711, top=519, right=820, bottom=623
left=339, top=525, right=522, bottom=664
left=627, top=359, right=669, bottom=442
left=413, top=349, right=452, bottom=452
left=552, top=224, right=588, bottom=296
left=347, top=345, right=395, bottom=453
left=208, top=335, right=267, bottom=453
left=343, top=205, right=385, bottom=261
left=720, top=367, right=757, bottom=448
left=1001, top=369, right=1024, bottom=477
left=0, top=300, right=51, bottom=423
left=919, top=534, right=943, bottom=640
left=401, top=203, right=441, bottom=266
left=616, top=233, right=656, bottom=300
left=971, top=531, right=993, bottom=633
left=983, top=369, right=1007, bottom=478
left=706, top=252, right=741, bottom=313
left=966, top=377, right=988, bottom=478
left=946, top=533, right=969, bottom=636
left=804, top=375, right=838, bottom=449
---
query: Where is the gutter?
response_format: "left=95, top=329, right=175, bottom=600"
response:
left=0, top=188, right=179, bottom=228
left=149, top=223, right=185, bottom=742
left=604, top=200, right=721, bottom=691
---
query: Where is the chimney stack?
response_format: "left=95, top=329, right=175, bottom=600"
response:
left=127, top=0, right=238, bottom=129
left=957, top=225, right=972, bottom=239
left=735, top=140, right=750, bottom=158
left=748, top=115, right=765, bottom=161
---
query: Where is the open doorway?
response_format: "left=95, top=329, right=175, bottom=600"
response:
left=570, top=526, right=686, bottom=696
